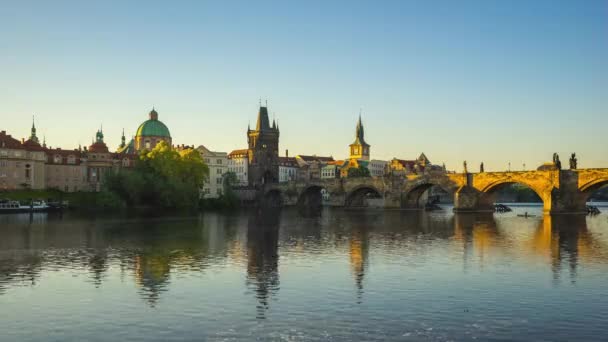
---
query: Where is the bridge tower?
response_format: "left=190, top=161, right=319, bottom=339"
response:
left=248, top=105, right=280, bottom=187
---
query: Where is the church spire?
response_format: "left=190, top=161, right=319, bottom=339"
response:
left=29, top=115, right=39, bottom=143
left=120, top=128, right=126, bottom=148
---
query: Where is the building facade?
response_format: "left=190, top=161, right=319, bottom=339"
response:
left=368, top=160, right=388, bottom=177
left=278, top=155, right=298, bottom=182
left=228, top=149, right=249, bottom=186
left=197, top=145, right=228, bottom=198
left=0, top=129, right=46, bottom=191
left=247, top=106, right=280, bottom=187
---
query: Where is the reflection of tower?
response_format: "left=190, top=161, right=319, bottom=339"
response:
left=88, top=253, right=108, bottom=287
left=246, top=212, right=280, bottom=319
left=134, top=254, right=171, bottom=307
left=349, top=226, right=369, bottom=303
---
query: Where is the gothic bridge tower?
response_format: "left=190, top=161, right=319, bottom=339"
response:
left=247, top=105, right=280, bottom=187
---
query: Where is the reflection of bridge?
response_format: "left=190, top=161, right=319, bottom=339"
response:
left=262, top=168, right=608, bottom=214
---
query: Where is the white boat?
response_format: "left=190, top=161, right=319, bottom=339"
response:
left=0, top=199, right=50, bottom=213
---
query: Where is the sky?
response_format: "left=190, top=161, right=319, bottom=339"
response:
left=0, top=0, right=606, bottom=171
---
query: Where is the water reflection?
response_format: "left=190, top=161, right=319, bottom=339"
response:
left=0, top=210, right=607, bottom=310
left=246, top=211, right=280, bottom=319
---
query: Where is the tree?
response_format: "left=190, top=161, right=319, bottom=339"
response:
left=347, top=165, right=371, bottom=178
left=104, top=141, right=209, bottom=209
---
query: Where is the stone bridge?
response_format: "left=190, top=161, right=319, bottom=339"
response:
left=261, top=168, right=608, bottom=214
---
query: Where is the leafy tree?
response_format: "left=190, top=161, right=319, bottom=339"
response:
left=347, top=165, right=371, bottom=178
left=104, top=141, right=209, bottom=209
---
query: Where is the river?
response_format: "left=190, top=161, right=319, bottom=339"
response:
left=1, top=205, right=608, bottom=341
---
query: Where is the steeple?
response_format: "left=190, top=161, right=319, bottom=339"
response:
left=96, top=127, right=104, bottom=143
left=352, top=113, right=366, bottom=145
left=29, top=116, right=39, bottom=143
left=42, top=135, right=46, bottom=148
left=120, top=128, right=126, bottom=148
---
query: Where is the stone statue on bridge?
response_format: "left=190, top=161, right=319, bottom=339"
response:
left=553, top=153, right=562, bottom=170
left=570, top=153, right=577, bottom=170
left=463, top=160, right=468, bottom=174
left=480, top=162, right=484, bottom=173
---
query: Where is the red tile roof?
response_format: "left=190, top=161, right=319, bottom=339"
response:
left=0, top=131, right=25, bottom=149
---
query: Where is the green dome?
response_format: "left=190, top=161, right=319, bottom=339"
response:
left=135, top=109, right=171, bottom=138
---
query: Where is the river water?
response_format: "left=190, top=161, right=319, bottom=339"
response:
left=1, top=206, right=608, bottom=341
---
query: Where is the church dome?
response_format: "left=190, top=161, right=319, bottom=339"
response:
left=136, top=108, right=171, bottom=138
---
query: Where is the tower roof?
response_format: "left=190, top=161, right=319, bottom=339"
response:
left=256, top=106, right=271, bottom=131
left=351, top=114, right=369, bottom=146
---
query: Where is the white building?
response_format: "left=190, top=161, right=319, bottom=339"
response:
left=278, top=156, right=298, bottom=182
left=321, top=162, right=340, bottom=179
left=369, top=160, right=388, bottom=177
left=228, top=149, right=249, bottom=186
left=197, top=145, right=228, bottom=199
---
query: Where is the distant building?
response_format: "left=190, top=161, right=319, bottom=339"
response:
left=341, top=115, right=372, bottom=177
left=247, top=106, right=280, bottom=187
left=321, top=160, right=341, bottom=179
left=278, top=151, right=298, bottom=182
left=349, top=115, right=370, bottom=161
left=296, top=155, right=334, bottom=180
left=45, top=147, right=87, bottom=193
left=196, top=145, right=228, bottom=198
left=369, top=159, right=388, bottom=177
left=228, top=149, right=249, bottom=186
left=0, top=127, right=46, bottom=190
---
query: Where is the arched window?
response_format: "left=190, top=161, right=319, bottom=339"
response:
left=145, top=140, right=151, bottom=149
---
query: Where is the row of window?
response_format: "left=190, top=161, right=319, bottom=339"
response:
left=203, top=158, right=225, bottom=165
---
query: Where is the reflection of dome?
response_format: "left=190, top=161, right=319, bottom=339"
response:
left=136, top=108, right=171, bottom=138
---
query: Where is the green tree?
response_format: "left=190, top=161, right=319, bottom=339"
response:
left=104, top=141, right=209, bottom=209
left=347, top=165, right=371, bottom=178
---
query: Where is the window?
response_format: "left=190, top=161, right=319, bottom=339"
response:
left=217, top=169, right=222, bottom=174
left=67, top=155, right=76, bottom=164
left=145, top=140, right=151, bottom=149
left=216, top=177, right=223, bottom=184
left=203, top=188, right=210, bottom=194
left=216, top=188, right=222, bottom=195
left=0, top=160, right=6, bottom=167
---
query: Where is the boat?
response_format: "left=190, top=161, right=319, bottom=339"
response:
left=0, top=199, right=50, bottom=214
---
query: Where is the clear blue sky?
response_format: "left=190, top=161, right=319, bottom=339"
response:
left=1, top=0, right=606, bottom=170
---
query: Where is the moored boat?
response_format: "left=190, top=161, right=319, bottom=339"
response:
left=0, top=199, right=50, bottom=214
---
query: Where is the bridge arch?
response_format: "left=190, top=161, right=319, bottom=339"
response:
left=579, top=178, right=608, bottom=204
left=345, top=185, right=383, bottom=208
left=402, top=181, right=454, bottom=209
left=297, top=185, right=326, bottom=209
left=478, top=180, right=548, bottom=212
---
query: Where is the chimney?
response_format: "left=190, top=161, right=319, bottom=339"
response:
left=285, top=149, right=289, bottom=158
